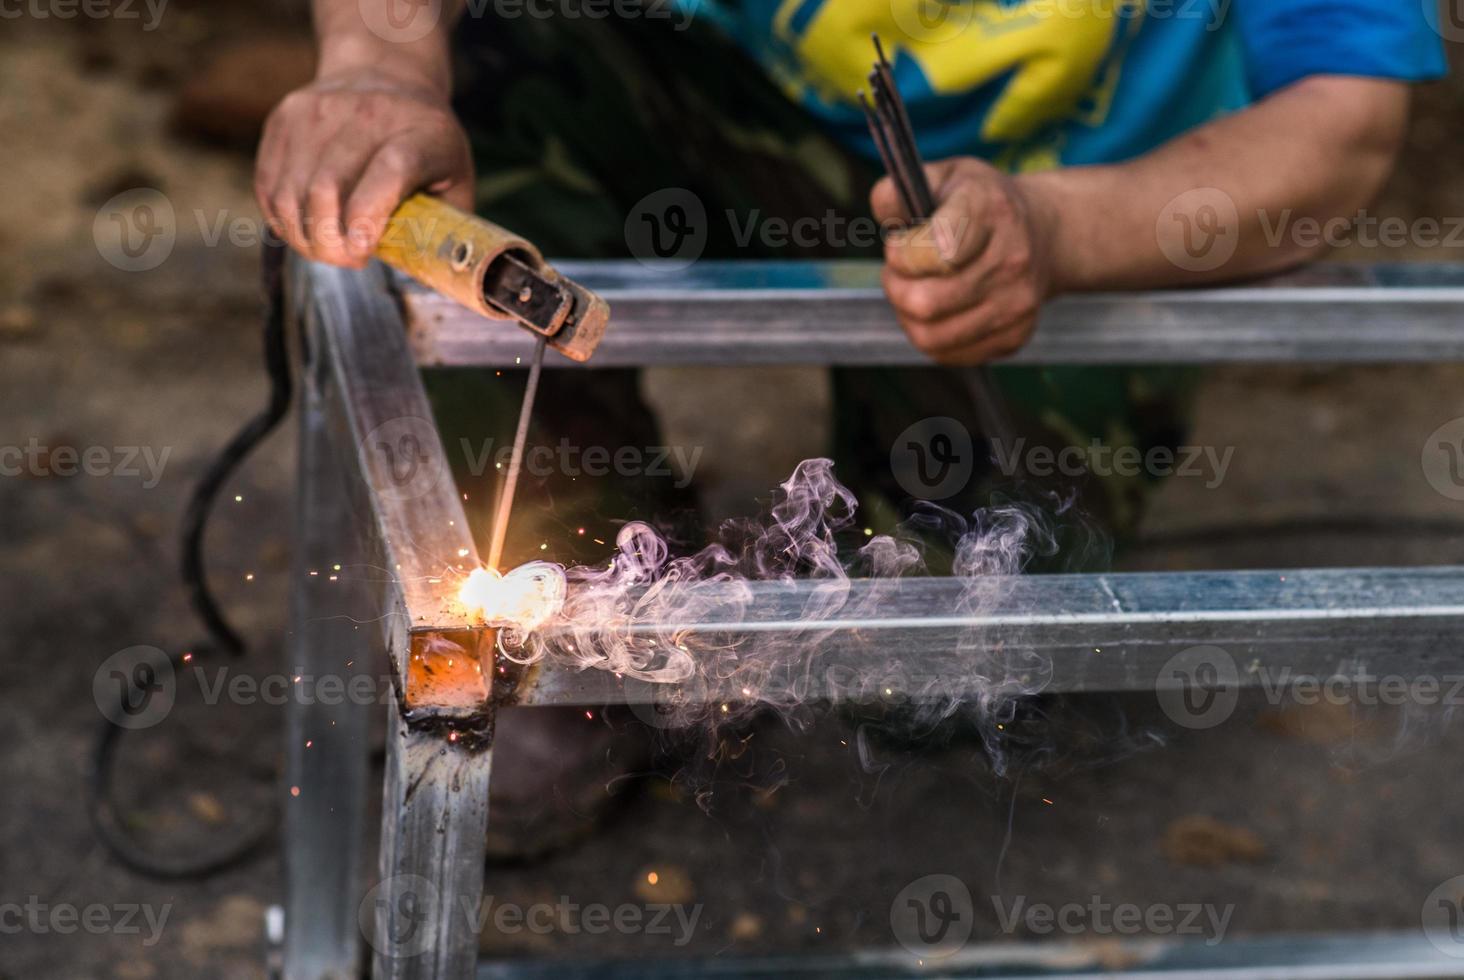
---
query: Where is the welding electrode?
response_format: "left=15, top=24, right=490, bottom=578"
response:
left=375, top=195, right=613, bottom=568
left=860, top=37, right=1017, bottom=452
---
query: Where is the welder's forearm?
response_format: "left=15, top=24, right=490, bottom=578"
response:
left=313, top=0, right=466, bottom=94
left=1025, top=76, right=1410, bottom=292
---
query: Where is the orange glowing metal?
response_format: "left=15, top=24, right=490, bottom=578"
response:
left=456, top=560, right=566, bottom=634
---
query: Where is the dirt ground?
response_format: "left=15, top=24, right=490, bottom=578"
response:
left=4, top=8, right=1464, bottom=979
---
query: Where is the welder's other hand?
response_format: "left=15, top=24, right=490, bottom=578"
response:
left=254, top=68, right=475, bottom=268
left=873, top=157, right=1059, bottom=365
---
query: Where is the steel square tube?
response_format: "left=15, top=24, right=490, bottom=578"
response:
left=287, top=258, right=498, bottom=980
left=516, top=567, right=1464, bottom=707
left=285, top=255, right=1464, bottom=980
left=397, top=261, right=1464, bottom=368
left=476, top=931, right=1464, bottom=979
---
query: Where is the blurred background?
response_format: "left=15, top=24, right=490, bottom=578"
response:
left=4, top=4, right=1464, bottom=977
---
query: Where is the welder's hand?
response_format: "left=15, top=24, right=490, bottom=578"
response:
left=255, top=68, right=475, bottom=268
left=874, top=158, right=1059, bottom=365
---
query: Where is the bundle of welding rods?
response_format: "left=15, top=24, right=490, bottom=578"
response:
left=860, top=37, right=937, bottom=222
left=859, top=36, right=1017, bottom=453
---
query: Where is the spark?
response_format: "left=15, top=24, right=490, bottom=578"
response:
left=457, top=548, right=470, bottom=558
left=290, top=786, right=300, bottom=798
left=457, top=562, right=566, bottom=633
left=234, top=494, right=243, bottom=502
left=1042, top=798, right=1054, bottom=805
left=244, top=573, right=254, bottom=581
left=646, top=871, right=659, bottom=885
left=181, top=652, right=193, bottom=663
left=332, top=564, right=341, bottom=571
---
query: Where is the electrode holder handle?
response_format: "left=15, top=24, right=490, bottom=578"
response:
left=376, top=194, right=609, bottom=362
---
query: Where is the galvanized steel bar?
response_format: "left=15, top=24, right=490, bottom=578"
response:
left=516, top=566, right=1464, bottom=707
left=476, top=932, right=1464, bottom=979
left=290, top=257, right=499, bottom=980
left=397, top=261, right=1464, bottom=368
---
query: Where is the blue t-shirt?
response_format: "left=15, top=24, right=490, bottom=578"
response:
left=682, top=0, right=1447, bottom=170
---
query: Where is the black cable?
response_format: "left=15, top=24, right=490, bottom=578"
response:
left=89, top=240, right=292, bottom=879
left=181, top=240, right=293, bottom=656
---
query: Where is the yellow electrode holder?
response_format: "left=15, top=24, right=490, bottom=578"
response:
left=376, top=194, right=609, bottom=362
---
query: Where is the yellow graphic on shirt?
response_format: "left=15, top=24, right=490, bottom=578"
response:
left=775, top=0, right=1144, bottom=145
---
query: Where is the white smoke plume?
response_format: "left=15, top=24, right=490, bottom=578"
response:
left=500, top=457, right=1093, bottom=770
